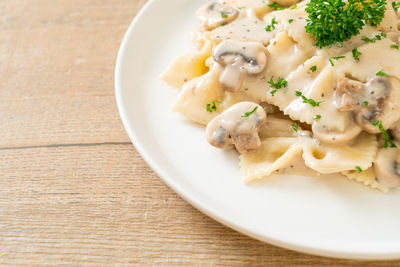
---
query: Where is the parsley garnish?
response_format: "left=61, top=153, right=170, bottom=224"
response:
left=361, top=36, right=377, bottom=43
left=268, top=2, right=284, bottom=10
left=237, top=6, right=246, bottom=10
left=268, top=77, right=288, bottom=95
left=206, top=101, right=220, bottom=112
left=329, top=56, right=345, bottom=66
left=363, top=100, right=369, bottom=106
left=393, top=1, right=400, bottom=11
left=310, top=65, right=317, bottom=72
left=314, top=114, right=321, bottom=120
left=376, top=69, right=389, bottom=77
left=288, top=19, right=294, bottom=23
left=352, top=48, right=361, bottom=61
left=391, top=44, right=399, bottom=50
left=265, top=17, right=277, bottom=32
left=221, top=12, right=228, bottom=18
left=305, top=0, right=387, bottom=48
left=290, top=3, right=297, bottom=9
left=381, top=32, right=387, bottom=38
left=241, top=106, right=258, bottom=118
left=295, top=91, right=323, bottom=107
left=292, top=123, right=299, bottom=132
left=244, top=87, right=249, bottom=91
left=355, top=166, right=362, bottom=173
left=372, top=120, right=397, bottom=148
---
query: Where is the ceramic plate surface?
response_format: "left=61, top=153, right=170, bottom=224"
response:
left=115, top=0, right=400, bottom=259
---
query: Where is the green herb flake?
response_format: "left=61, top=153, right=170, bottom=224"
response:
left=221, top=12, right=228, bottom=18
left=314, top=114, right=322, bottom=120
left=295, top=91, right=323, bottom=107
left=290, top=3, right=297, bottom=9
left=265, top=17, right=278, bottom=32
left=310, top=65, right=317, bottom=72
left=244, top=87, right=249, bottom=91
left=268, top=2, right=284, bottom=10
left=376, top=69, right=389, bottom=77
left=241, top=106, right=258, bottom=118
left=381, top=32, right=387, bottom=38
left=355, top=166, right=362, bottom=173
left=206, top=101, right=220, bottom=112
left=352, top=48, right=361, bottom=61
left=237, top=6, right=246, bottom=10
left=393, top=1, right=400, bottom=11
left=288, top=19, right=294, bottom=23
left=268, top=77, right=288, bottom=95
left=305, top=0, right=386, bottom=48
left=329, top=56, right=345, bottom=66
left=363, top=100, right=369, bottom=106
left=391, top=44, right=399, bottom=50
left=362, top=36, right=377, bottom=43
left=372, top=120, right=397, bottom=148
left=292, top=123, right=299, bottom=132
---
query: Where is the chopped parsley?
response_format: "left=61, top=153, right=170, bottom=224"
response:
left=206, top=101, right=220, bottom=112
left=310, top=65, right=317, bottom=72
left=329, top=56, right=345, bottom=66
left=268, top=2, right=284, bottom=10
left=393, top=1, right=400, bottom=11
left=241, top=106, right=258, bottom=118
left=361, top=34, right=385, bottom=43
left=314, top=114, right=322, bottom=120
left=355, top=166, right=362, bottom=173
left=244, top=87, right=249, bottom=91
left=288, top=19, right=294, bottom=23
left=268, top=77, right=288, bottom=95
left=363, top=100, right=369, bottom=106
left=352, top=48, right=361, bottom=61
left=372, top=120, right=397, bottom=148
left=290, top=3, right=297, bottom=9
left=265, top=17, right=278, bottom=32
left=221, top=12, right=228, bottom=18
left=361, top=36, right=377, bottom=43
left=237, top=6, right=246, bottom=10
left=305, top=0, right=387, bottom=48
left=391, top=44, right=399, bottom=50
left=292, top=123, right=299, bottom=132
left=295, top=91, right=323, bottom=107
left=376, top=69, right=389, bottom=77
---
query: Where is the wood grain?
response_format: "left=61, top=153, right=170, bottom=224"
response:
left=0, top=0, right=399, bottom=265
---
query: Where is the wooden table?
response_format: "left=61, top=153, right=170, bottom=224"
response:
left=0, top=0, right=399, bottom=265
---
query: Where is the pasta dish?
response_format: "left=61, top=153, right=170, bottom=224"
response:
left=161, top=0, right=400, bottom=192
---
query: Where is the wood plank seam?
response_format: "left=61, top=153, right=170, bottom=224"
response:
left=0, top=142, right=132, bottom=151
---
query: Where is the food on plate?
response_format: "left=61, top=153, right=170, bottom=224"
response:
left=161, top=0, right=400, bottom=192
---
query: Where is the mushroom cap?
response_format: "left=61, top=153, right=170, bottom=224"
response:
left=205, top=102, right=267, bottom=153
left=356, top=76, right=400, bottom=133
left=312, top=119, right=362, bottom=144
left=213, top=40, right=268, bottom=75
left=196, top=2, right=238, bottom=30
left=374, top=147, right=400, bottom=189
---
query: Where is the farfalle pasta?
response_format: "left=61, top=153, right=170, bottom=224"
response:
left=162, top=0, right=400, bottom=192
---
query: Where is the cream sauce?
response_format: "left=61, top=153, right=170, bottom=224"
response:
left=163, top=0, right=400, bottom=191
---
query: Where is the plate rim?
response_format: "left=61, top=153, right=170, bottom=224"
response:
left=114, top=0, right=400, bottom=260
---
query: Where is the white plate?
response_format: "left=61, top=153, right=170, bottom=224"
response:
left=115, top=0, right=400, bottom=259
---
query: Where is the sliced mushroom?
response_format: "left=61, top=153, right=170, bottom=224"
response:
left=206, top=102, right=267, bottom=153
left=213, top=40, right=267, bottom=91
left=335, top=76, right=400, bottom=133
left=374, top=147, right=400, bottom=190
left=196, top=2, right=238, bottom=30
left=312, top=120, right=362, bottom=144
